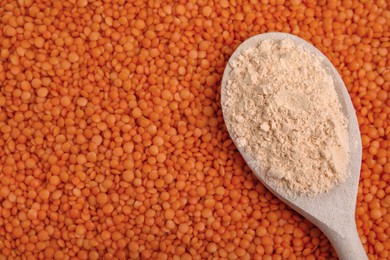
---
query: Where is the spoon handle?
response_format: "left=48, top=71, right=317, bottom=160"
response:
left=323, top=224, right=367, bottom=260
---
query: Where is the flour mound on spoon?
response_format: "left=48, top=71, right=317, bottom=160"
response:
left=223, top=38, right=350, bottom=196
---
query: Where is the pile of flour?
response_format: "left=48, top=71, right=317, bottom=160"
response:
left=223, top=38, right=350, bottom=196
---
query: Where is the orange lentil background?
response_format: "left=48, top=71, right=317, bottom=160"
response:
left=0, top=0, right=389, bottom=259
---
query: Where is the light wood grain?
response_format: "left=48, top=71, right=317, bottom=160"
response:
left=221, top=32, right=367, bottom=260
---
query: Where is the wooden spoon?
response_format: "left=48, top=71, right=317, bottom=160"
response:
left=221, top=32, right=367, bottom=260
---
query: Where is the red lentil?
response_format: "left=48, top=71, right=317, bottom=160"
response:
left=0, top=0, right=388, bottom=259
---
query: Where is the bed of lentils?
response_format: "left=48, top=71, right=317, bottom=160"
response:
left=0, top=0, right=389, bottom=259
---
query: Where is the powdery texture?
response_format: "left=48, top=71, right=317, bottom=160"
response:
left=223, top=39, right=350, bottom=196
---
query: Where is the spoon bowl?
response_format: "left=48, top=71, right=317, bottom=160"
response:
left=221, top=32, right=367, bottom=260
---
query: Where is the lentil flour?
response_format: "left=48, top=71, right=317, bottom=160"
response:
left=223, top=38, right=350, bottom=196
